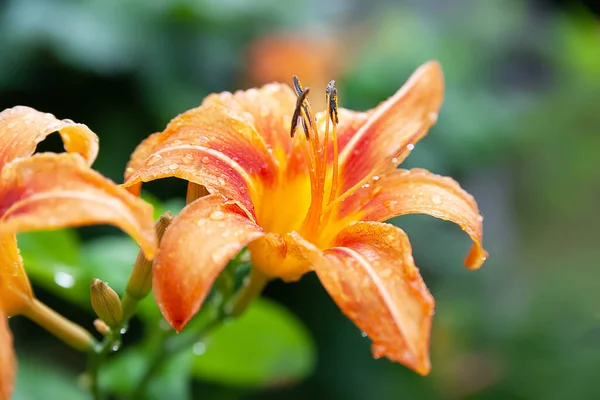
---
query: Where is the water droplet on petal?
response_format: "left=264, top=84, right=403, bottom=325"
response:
left=217, top=176, right=226, bottom=185
left=428, top=112, right=438, bottom=123
left=372, top=175, right=380, bottom=181
left=147, top=154, right=163, bottom=165
left=181, top=154, right=194, bottom=164
left=431, top=195, right=442, bottom=204
left=168, top=163, right=179, bottom=170
left=209, top=210, right=225, bottom=221
left=201, top=156, right=210, bottom=164
left=477, top=215, right=484, bottom=222
left=361, top=331, right=368, bottom=338
left=379, top=269, right=392, bottom=278
left=391, top=157, right=399, bottom=164
left=406, top=143, right=415, bottom=151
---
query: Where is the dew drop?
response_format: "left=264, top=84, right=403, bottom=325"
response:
left=428, top=112, right=438, bottom=123
left=477, top=215, right=484, bottom=222
left=361, top=331, right=368, bottom=338
left=431, top=195, right=442, bottom=204
left=181, top=154, right=194, bottom=164
left=391, top=157, right=399, bottom=164
left=111, top=345, right=120, bottom=352
left=209, top=210, right=225, bottom=221
left=168, top=163, right=179, bottom=170
left=147, top=154, right=163, bottom=165
left=372, top=175, right=380, bottom=181
left=193, top=342, right=207, bottom=356
left=267, top=148, right=273, bottom=153
left=54, top=271, right=75, bottom=288
left=361, top=183, right=370, bottom=189
left=217, top=176, right=226, bottom=185
left=379, top=269, right=393, bottom=278
left=201, top=156, right=210, bottom=164
left=406, top=143, right=415, bottom=151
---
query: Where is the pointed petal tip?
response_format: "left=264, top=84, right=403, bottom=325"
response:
left=371, top=341, right=431, bottom=376
left=171, top=318, right=188, bottom=333
left=465, top=245, right=488, bottom=270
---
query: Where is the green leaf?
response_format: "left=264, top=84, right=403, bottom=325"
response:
left=191, top=298, right=316, bottom=388
left=17, top=229, right=88, bottom=304
left=13, top=354, right=88, bottom=400
left=80, top=236, right=140, bottom=294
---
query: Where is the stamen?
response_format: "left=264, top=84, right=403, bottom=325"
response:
left=325, top=80, right=339, bottom=205
left=291, top=76, right=341, bottom=241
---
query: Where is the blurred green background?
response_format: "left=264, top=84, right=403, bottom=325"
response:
left=2, top=0, right=600, bottom=399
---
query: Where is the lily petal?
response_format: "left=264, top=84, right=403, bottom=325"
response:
left=314, top=221, right=434, bottom=375
left=153, top=195, right=265, bottom=331
left=0, top=309, right=15, bottom=400
left=0, top=106, right=99, bottom=169
left=124, top=104, right=277, bottom=218
left=203, top=83, right=296, bottom=166
left=0, top=234, right=32, bottom=317
left=337, top=61, right=444, bottom=193
left=354, top=168, right=487, bottom=269
left=0, top=153, right=157, bottom=259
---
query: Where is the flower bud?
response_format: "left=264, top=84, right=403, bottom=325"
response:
left=125, top=212, right=173, bottom=301
left=90, top=279, right=122, bottom=328
left=93, top=318, right=111, bottom=336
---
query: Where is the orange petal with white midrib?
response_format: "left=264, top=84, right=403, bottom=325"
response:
left=337, top=61, right=444, bottom=195
left=313, top=222, right=434, bottom=375
left=0, top=234, right=33, bottom=317
left=0, top=309, right=16, bottom=400
left=123, top=104, right=277, bottom=218
left=348, top=168, right=488, bottom=270
left=153, top=195, right=265, bottom=331
left=0, top=153, right=157, bottom=259
left=0, top=106, right=99, bottom=170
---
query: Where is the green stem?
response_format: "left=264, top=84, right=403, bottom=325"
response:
left=135, top=316, right=223, bottom=397
left=228, top=267, right=270, bottom=317
left=22, top=299, right=97, bottom=352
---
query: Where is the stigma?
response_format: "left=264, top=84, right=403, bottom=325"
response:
left=290, top=76, right=340, bottom=239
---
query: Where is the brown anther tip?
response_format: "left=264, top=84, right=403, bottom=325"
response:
left=290, top=87, right=311, bottom=138
left=326, top=81, right=339, bottom=125
left=292, top=75, right=304, bottom=96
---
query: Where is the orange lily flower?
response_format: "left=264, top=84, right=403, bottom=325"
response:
left=124, top=61, right=488, bottom=375
left=0, top=107, right=157, bottom=399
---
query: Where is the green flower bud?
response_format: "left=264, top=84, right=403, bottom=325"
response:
left=90, top=279, right=122, bottom=328
left=125, top=212, right=173, bottom=301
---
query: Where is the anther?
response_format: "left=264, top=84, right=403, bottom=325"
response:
left=326, top=80, right=339, bottom=125
left=290, top=87, right=311, bottom=138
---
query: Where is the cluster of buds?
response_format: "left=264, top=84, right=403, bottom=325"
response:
left=90, top=213, right=174, bottom=334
